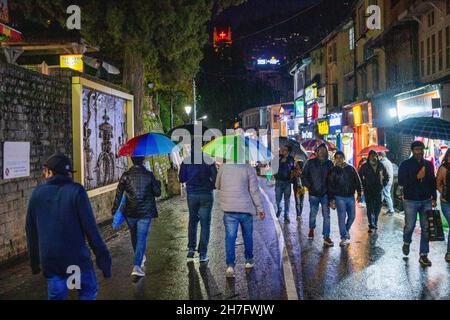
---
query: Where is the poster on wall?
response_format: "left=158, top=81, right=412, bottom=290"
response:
left=82, top=88, right=129, bottom=190
left=3, top=141, right=30, bottom=179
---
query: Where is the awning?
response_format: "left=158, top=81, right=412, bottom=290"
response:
left=0, top=22, right=21, bottom=42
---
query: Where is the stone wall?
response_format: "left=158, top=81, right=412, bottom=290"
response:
left=0, top=61, right=125, bottom=265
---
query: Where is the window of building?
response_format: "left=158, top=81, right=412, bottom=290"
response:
left=420, top=40, right=425, bottom=76
left=439, top=30, right=443, bottom=71
left=349, top=27, right=355, bottom=51
left=427, top=10, right=435, bottom=27
left=328, top=42, right=337, bottom=63
left=373, top=61, right=379, bottom=93
left=447, top=0, right=450, bottom=15
left=427, top=37, right=431, bottom=75
left=432, top=34, right=436, bottom=74
left=446, top=27, right=450, bottom=69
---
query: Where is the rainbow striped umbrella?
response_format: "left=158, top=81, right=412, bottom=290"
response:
left=118, top=132, right=178, bottom=157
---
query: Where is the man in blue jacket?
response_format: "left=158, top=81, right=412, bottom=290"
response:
left=179, top=151, right=217, bottom=262
left=26, top=153, right=111, bottom=300
left=399, top=141, right=437, bottom=267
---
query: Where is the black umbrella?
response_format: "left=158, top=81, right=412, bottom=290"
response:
left=391, top=117, right=450, bottom=141
left=278, top=137, right=308, bottom=160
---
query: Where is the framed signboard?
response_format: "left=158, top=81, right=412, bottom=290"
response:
left=72, top=77, right=134, bottom=197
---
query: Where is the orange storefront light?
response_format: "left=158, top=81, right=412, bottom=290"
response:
left=353, top=105, right=362, bottom=126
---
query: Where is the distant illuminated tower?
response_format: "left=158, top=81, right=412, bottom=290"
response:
left=213, top=27, right=232, bottom=50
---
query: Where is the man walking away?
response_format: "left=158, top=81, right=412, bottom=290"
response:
left=378, top=151, right=395, bottom=215
left=26, top=153, right=111, bottom=300
left=112, top=156, right=161, bottom=277
left=399, top=141, right=437, bottom=267
left=302, top=143, right=334, bottom=246
left=274, top=145, right=295, bottom=222
left=292, top=160, right=305, bottom=222
left=179, top=152, right=217, bottom=263
left=328, top=151, right=362, bottom=247
left=216, top=163, right=266, bottom=278
left=358, top=150, right=389, bottom=233
left=437, top=148, right=450, bottom=263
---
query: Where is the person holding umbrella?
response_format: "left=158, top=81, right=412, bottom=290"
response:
left=399, top=141, right=437, bottom=267
left=113, top=132, right=175, bottom=277
left=358, top=150, right=389, bottom=233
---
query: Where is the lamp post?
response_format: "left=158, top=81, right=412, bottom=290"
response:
left=196, top=115, right=207, bottom=122
left=185, top=105, right=192, bottom=124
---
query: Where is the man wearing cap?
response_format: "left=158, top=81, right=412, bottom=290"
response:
left=378, top=151, right=395, bottom=216
left=358, top=150, right=389, bottom=233
left=26, top=152, right=112, bottom=300
left=399, top=141, right=437, bottom=267
left=302, top=143, right=334, bottom=246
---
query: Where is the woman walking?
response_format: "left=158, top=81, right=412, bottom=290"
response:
left=215, top=162, right=266, bottom=278
left=437, top=149, right=450, bottom=263
left=292, top=160, right=305, bottom=221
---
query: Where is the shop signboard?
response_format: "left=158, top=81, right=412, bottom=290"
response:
left=396, top=90, right=440, bottom=121
left=328, top=113, right=342, bottom=134
left=60, top=54, right=84, bottom=72
left=294, top=99, right=305, bottom=123
left=3, top=141, right=30, bottom=179
left=305, top=83, right=318, bottom=105
left=317, top=120, right=329, bottom=135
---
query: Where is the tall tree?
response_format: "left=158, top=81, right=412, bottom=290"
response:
left=14, top=0, right=246, bottom=134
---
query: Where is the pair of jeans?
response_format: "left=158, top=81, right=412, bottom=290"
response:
left=187, top=193, right=213, bottom=255
left=309, top=194, right=331, bottom=238
left=294, top=186, right=304, bottom=217
left=403, top=199, right=431, bottom=255
left=275, top=180, right=292, bottom=217
left=382, top=183, right=394, bottom=212
left=441, top=201, right=450, bottom=253
left=223, top=212, right=254, bottom=268
left=335, top=196, right=356, bottom=240
left=366, top=193, right=382, bottom=228
left=47, top=268, right=97, bottom=300
left=126, top=217, right=152, bottom=267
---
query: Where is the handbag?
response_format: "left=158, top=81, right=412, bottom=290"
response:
left=425, top=210, right=445, bottom=241
left=112, top=195, right=126, bottom=230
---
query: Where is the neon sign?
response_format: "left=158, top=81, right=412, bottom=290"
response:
left=257, top=56, right=280, bottom=65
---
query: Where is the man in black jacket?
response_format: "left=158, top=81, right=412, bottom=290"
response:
left=398, top=141, right=437, bottom=267
left=274, top=145, right=295, bottom=222
left=112, top=156, right=161, bottom=277
left=358, top=150, right=389, bottom=233
left=26, top=153, right=111, bottom=300
left=302, top=143, right=334, bottom=246
left=328, top=151, right=362, bottom=247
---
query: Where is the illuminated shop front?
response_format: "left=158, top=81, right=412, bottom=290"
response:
left=325, top=113, right=342, bottom=151
left=342, top=101, right=378, bottom=167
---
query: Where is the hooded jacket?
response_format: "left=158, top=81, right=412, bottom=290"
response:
left=302, top=156, right=334, bottom=197
left=327, top=163, right=362, bottom=200
left=358, top=161, right=389, bottom=197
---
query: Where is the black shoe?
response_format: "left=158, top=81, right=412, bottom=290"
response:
left=368, top=228, right=373, bottom=234
left=402, top=243, right=410, bottom=256
left=419, top=255, right=432, bottom=267
left=187, top=250, right=195, bottom=260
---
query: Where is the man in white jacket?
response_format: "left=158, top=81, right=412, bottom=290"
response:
left=216, top=163, right=266, bottom=278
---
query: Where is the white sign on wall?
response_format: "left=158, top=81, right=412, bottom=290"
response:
left=3, top=142, right=30, bottom=179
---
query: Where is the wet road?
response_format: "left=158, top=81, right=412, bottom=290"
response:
left=1, top=177, right=449, bottom=300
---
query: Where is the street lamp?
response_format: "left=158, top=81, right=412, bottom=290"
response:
left=196, top=115, right=207, bottom=121
left=185, top=105, right=192, bottom=124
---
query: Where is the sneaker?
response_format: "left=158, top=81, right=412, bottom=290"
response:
left=297, top=215, right=303, bottom=222
left=245, top=261, right=255, bottom=269
left=131, top=266, right=145, bottom=277
left=323, top=237, right=334, bottom=247
left=141, top=255, right=146, bottom=268
left=187, top=250, right=195, bottom=261
left=402, top=243, right=410, bottom=256
left=445, top=253, right=450, bottom=263
left=226, top=266, right=235, bottom=278
left=284, top=215, right=290, bottom=223
left=339, top=239, right=350, bottom=247
left=199, top=254, right=209, bottom=263
left=308, top=229, right=314, bottom=240
left=419, top=255, right=432, bottom=267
